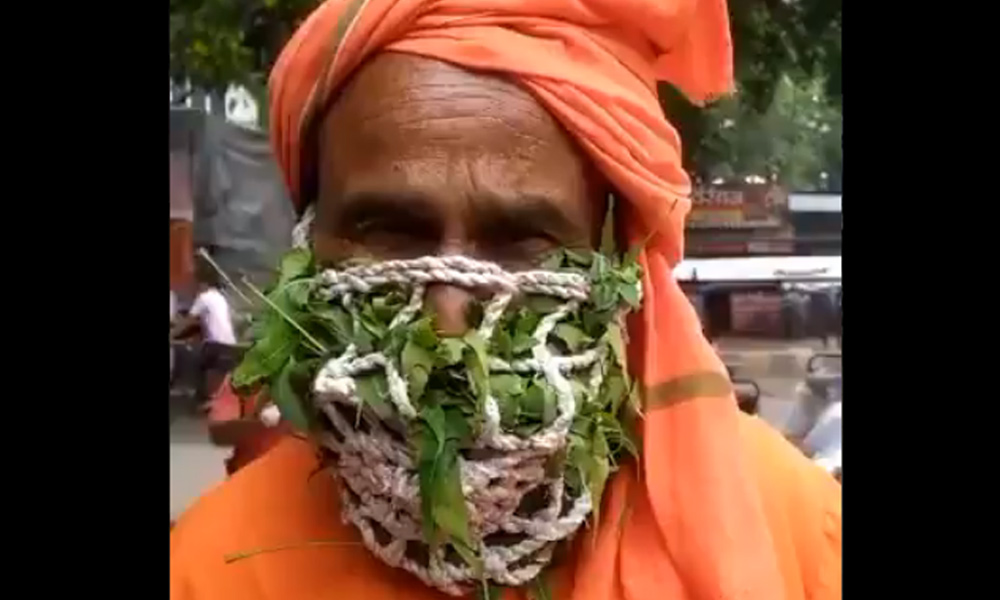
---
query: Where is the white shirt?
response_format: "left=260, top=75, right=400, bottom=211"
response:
left=785, top=375, right=842, bottom=475
left=190, top=288, right=236, bottom=345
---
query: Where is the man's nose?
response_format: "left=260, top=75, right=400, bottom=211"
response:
left=425, top=284, right=475, bottom=336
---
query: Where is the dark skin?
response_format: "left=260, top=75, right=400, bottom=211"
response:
left=312, top=53, right=607, bottom=336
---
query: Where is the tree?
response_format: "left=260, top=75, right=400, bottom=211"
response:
left=695, top=75, right=841, bottom=191
left=661, top=0, right=842, bottom=176
left=169, top=0, right=842, bottom=187
left=169, top=0, right=318, bottom=95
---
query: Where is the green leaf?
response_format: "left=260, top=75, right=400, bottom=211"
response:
left=314, top=305, right=352, bottom=339
left=529, top=575, right=553, bottom=600
left=443, top=406, right=473, bottom=446
left=276, top=247, right=313, bottom=288
left=463, top=332, right=490, bottom=404
left=402, top=341, right=435, bottom=402
left=483, top=581, right=504, bottom=600
left=409, top=317, right=439, bottom=349
left=451, top=540, right=483, bottom=574
left=604, top=323, right=628, bottom=372
left=521, top=381, right=545, bottom=418
left=565, top=248, right=594, bottom=268
left=498, top=394, right=520, bottom=429
left=489, top=374, right=524, bottom=399
left=490, top=328, right=514, bottom=361
left=514, top=311, right=542, bottom=336
left=554, top=323, right=592, bottom=352
left=524, top=295, right=563, bottom=314
left=232, top=322, right=296, bottom=389
left=512, top=332, right=537, bottom=355
left=286, top=280, right=312, bottom=308
left=515, top=423, right=542, bottom=438
left=270, top=356, right=313, bottom=431
left=619, top=282, right=641, bottom=309
left=431, top=439, right=472, bottom=546
left=602, top=371, right=628, bottom=415
left=590, top=282, right=618, bottom=311
left=539, top=249, right=564, bottom=270
left=589, top=253, right=610, bottom=279
left=360, top=304, right=388, bottom=339
left=350, top=313, right=376, bottom=354
left=355, top=373, right=393, bottom=420
left=522, top=379, right=557, bottom=426
left=437, top=338, right=466, bottom=366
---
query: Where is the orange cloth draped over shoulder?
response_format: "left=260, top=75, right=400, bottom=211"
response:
left=170, top=1, right=842, bottom=600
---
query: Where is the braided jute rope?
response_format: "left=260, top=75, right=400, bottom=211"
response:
left=278, top=209, right=634, bottom=594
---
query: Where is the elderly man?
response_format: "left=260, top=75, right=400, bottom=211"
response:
left=170, top=1, right=841, bottom=599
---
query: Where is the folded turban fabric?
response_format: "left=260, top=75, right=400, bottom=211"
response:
left=267, top=1, right=787, bottom=598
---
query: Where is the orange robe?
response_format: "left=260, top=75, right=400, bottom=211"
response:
left=170, top=416, right=840, bottom=600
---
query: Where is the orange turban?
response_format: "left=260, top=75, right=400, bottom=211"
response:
left=267, top=1, right=787, bottom=599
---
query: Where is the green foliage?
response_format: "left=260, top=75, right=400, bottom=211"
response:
left=696, top=75, right=842, bottom=190
left=169, top=0, right=320, bottom=94
left=232, top=245, right=644, bottom=588
left=661, top=0, right=842, bottom=187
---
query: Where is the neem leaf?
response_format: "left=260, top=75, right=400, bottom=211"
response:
left=587, top=428, right=612, bottom=524
left=524, top=295, right=563, bottom=314
left=521, top=381, right=545, bottom=418
left=232, top=324, right=297, bottom=389
left=350, top=313, right=376, bottom=354
left=443, top=406, right=473, bottom=446
left=590, top=281, right=618, bottom=311
left=463, top=332, right=490, bottom=403
left=360, top=304, right=388, bottom=339
left=604, top=323, right=628, bottom=372
left=437, top=338, right=466, bottom=366
left=589, top=253, right=609, bottom=279
left=619, top=282, right=641, bottom=309
left=514, top=311, right=542, bottom=336
left=270, top=356, right=313, bottom=431
left=355, top=373, right=393, bottom=420
left=529, top=575, right=553, bottom=600
left=565, top=248, right=594, bottom=268
left=554, top=323, right=592, bottom=352
left=483, top=581, right=504, bottom=600
left=539, top=249, right=565, bottom=270
left=512, top=332, right=537, bottom=355
left=490, top=328, right=514, bottom=361
left=498, top=394, right=520, bottom=429
left=276, top=247, right=313, bottom=288
left=489, top=374, right=524, bottom=399
left=522, top=379, right=557, bottom=426
left=409, top=317, right=439, bottom=349
left=402, top=341, right=435, bottom=401
left=287, top=280, right=312, bottom=308
left=431, top=439, right=473, bottom=547
left=451, top=539, right=483, bottom=574
left=417, top=418, right=443, bottom=543
left=603, top=371, right=628, bottom=415
left=314, top=305, right=353, bottom=340
left=515, top=423, right=542, bottom=438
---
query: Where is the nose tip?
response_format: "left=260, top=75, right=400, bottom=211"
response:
left=425, top=284, right=475, bottom=336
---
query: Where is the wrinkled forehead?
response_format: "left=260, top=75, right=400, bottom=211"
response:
left=314, top=52, right=606, bottom=227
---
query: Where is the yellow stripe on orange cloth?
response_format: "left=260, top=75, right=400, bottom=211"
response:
left=643, top=372, right=733, bottom=410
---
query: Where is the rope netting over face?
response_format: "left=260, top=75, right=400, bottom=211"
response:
left=256, top=211, right=641, bottom=595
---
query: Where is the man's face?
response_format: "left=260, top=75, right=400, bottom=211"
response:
left=314, top=53, right=606, bottom=334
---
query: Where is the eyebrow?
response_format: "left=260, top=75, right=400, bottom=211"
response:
left=333, top=190, right=585, bottom=244
left=470, top=193, right=583, bottom=245
left=331, top=191, right=443, bottom=238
